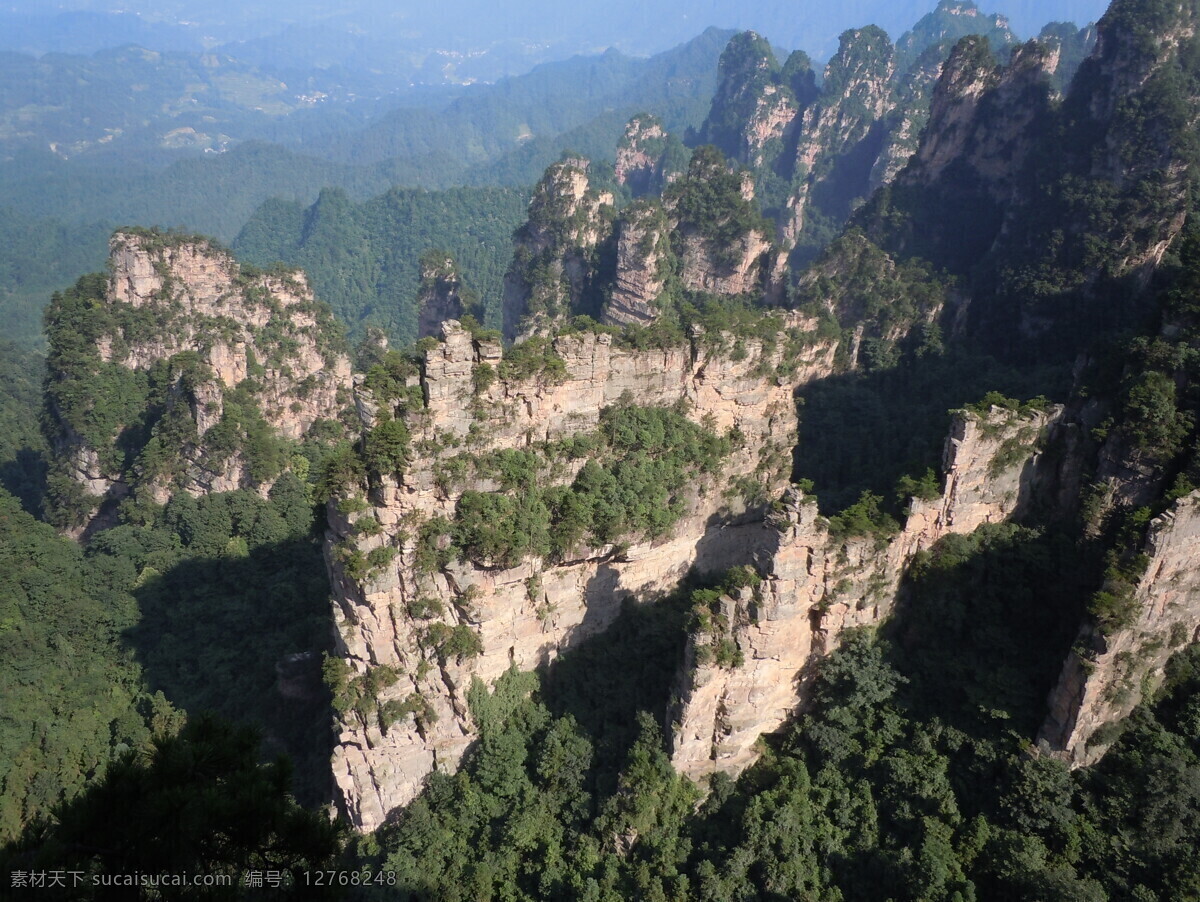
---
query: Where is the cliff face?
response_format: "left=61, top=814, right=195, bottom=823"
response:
left=670, top=404, right=1065, bottom=778
left=501, top=157, right=614, bottom=339
left=1041, top=491, right=1200, bottom=766
left=45, top=231, right=352, bottom=524
left=662, top=147, right=775, bottom=300
left=325, top=319, right=837, bottom=831
left=314, top=0, right=1200, bottom=836
left=901, top=38, right=1055, bottom=199
left=416, top=254, right=466, bottom=340
left=784, top=27, right=897, bottom=240
left=858, top=0, right=1200, bottom=349
left=603, top=200, right=671, bottom=326
left=674, top=228, right=772, bottom=297
left=615, top=114, right=680, bottom=197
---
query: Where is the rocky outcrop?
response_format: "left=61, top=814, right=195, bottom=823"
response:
left=326, top=318, right=839, bottom=831
left=1040, top=491, right=1200, bottom=766
left=670, top=403, right=1065, bottom=778
left=783, top=26, right=896, bottom=242
left=900, top=37, right=1055, bottom=200
left=502, top=157, right=614, bottom=338
left=615, top=114, right=676, bottom=196
left=47, top=230, right=352, bottom=519
left=602, top=200, right=671, bottom=326
left=664, top=147, right=774, bottom=298
left=893, top=1, right=1016, bottom=74
left=675, top=228, right=771, bottom=297
left=696, top=32, right=806, bottom=169
left=416, top=254, right=466, bottom=339
left=867, top=47, right=947, bottom=192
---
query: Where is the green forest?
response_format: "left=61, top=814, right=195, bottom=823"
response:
left=234, top=186, right=529, bottom=345
left=352, top=544, right=1199, bottom=901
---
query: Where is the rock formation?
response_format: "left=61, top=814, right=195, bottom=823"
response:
left=899, top=37, right=1056, bottom=201
left=663, top=147, right=774, bottom=298
left=1041, top=491, right=1200, bottom=766
left=416, top=254, right=467, bottom=339
left=325, top=317, right=837, bottom=830
left=696, top=31, right=807, bottom=169
left=501, top=157, right=614, bottom=338
left=670, top=403, right=1065, bottom=778
left=602, top=200, right=671, bottom=326
left=317, top=0, right=1200, bottom=835
left=44, top=230, right=352, bottom=526
left=615, top=114, right=681, bottom=196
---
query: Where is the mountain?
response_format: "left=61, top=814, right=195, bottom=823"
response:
left=7, top=0, right=1200, bottom=897
left=0, top=1, right=1111, bottom=68
left=310, top=6, right=1200, bottom=891
left=691, top=1, right=1097, bottom=263
left=0, top=28, right=728, bottom=250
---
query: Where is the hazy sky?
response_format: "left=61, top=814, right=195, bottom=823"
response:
left=0, top=0, right=1115, bottom=65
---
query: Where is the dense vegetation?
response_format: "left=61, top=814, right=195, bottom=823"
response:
left=0, top=341, right=48, bottom=513
left=2, top=715, right=345, bottom=900
left=0, top=470, right=339, bottom=844
left=0, top=488, right=160, bottom=842
left=5, top=5, right=1200, bottom=899
left=426, top=403, right=734, bottom=568
left=39, top=258, right=349, bottom=529
left=235, top=186, right=529, bottom=345
left=665, top=145, right=773, bottom=265
left=352, top=522, right=1197, bottom=901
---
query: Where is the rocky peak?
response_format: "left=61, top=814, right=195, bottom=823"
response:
left=894, top=0, right=1016, bottom=73
left=782, top=27, right=897, bottom=243
left=522, top=156, right=611, bottom=252
left=1083, top=0, right=1199, bottom=127
left=697, top=31, right=802, bottom=167
left=43, top=229, right=352, bottom=528
left=820, top=26, right=897, bottom=121
left=416, top=252, right=467, bottom=340
left=502, top=156, right=615, bottom=338
left=670, top=403, right=1066, bottom=779
left=615, top=114, right=679, bottom=196
left=602, top=199, right=673, bottom=327
left=664, top=146, right=773, bottom=296
left=902, top=35, right=1055, bottom=197
left=1036, top=21, right=1099, bottom=91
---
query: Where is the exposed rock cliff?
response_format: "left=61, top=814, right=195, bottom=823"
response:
left=783, top=26, right=897, bottom=241
left=615, top=114, right=683, bottom=197
left=670, top=403, right=1065, bottom=778
left=602, top=200, right=671, bottom=326
left=416, top=254, right=467, bottom=339
left=316, top=0, right=1200, bottom=836
left=44, top=230, right=352, bottom=526
left=664, top=146, right=774, bottom=298
left=502, top=157, right=614, bottom=338
left=325, top=318, right=838, bottom=830
left=899, top=37, right=1056, bottom=201
left=859, top=0, right=1200, bottom=350
left=1041, top=491, right=1200, bottom=766
left=697, top=31, right=806, bottom=169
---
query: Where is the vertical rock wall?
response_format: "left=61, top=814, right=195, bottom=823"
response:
left=326, top=320, right=836, bottom=830
left=670, top=404, right=1065, bottom=779
left=1040, top=491, right=1200, bottom=766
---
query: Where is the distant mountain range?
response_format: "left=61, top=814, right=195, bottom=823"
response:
left=0, top=1, right=1110, bottom=81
